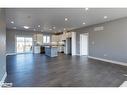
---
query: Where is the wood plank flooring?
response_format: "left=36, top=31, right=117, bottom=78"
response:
left=5, top=53, right=127, bottom=87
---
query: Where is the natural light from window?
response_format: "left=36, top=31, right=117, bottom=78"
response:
left=43, top=35, right=50, bottom=43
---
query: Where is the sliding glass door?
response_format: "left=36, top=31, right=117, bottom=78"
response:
left=16, top=37, right=33, bottom=53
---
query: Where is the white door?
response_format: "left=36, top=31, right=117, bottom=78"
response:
left=80, top=33, right=88, bottom=56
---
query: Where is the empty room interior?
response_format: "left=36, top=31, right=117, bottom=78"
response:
left=1, top=8, right=127, bottom=87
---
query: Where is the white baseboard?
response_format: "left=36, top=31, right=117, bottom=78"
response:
left=0, top=72, right=7, bottom=87
left=6, top=53, right=16, bottom=56
left=76, top=54, right=80, bottom=56
left=71, top=53, right=77, bottom=56
left=88, top=56, right=127, bottom=66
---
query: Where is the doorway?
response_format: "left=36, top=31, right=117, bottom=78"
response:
left=16, top=37, right=33, bottom=53
left=80, top=33, right=88, bottom=56
left=67, top=37, right=72, bottom=55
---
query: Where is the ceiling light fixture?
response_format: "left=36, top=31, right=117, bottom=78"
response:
left=65, top=18, right=68, bottom=21
left=64, top=28, right=66, bottom=30
left=85, top=8, right=89, bottom=11
left=83, top=22, right=86, bottom=25
left=23, top=26, right=29, bottom=29
left=53, top=26, right=56, bottom=29
left=11, top=21, right=14, bottom=24
left=104, top=16, right=108, bottom=19
left=49, top=29, right=52, bottom=30
left=38, top=25, right=41, bottom=27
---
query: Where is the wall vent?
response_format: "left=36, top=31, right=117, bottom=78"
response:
left=94, top=26, right=104, bottom=31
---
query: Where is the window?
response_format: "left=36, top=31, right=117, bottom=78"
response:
left=43, top=35, right=50, bottom=43
left=43, top=36, right=47, bottom=43
left=47, top=36, right=50, bottom=43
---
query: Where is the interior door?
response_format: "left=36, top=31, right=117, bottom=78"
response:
left=80, top=33, right=88, bottom=56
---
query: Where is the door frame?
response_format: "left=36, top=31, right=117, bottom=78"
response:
left=15, top=36, right=33, bottom=54
left=66, top=37, right=72, bottom=55
left=80, top=33, right=89, bottom=56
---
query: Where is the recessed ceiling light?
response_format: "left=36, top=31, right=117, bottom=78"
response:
left=11, top=21, right=14, bottom=24
left=64, top=28, right=66, bottom=30
left=65, top=18, right=68, bottom=21
left=49, top=29, right=52, bottom=30
left=13, top=27, right=16, bottom=29
left=23, top=26, right=29, bottom=29
left=38, top=25, right=41, bottom=27
left=83, top=22, right=86, bottom=25
left=104, top=16, right=108, bottom=19
left=53, top=26, right=56, bottom=29
left=85, top=8, right=89, bottom=11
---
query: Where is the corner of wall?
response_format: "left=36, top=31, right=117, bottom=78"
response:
left=0, top=72, right=7, bottom=87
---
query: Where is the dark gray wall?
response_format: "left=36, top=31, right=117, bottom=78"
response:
left=0, top=9, right=6, bottom=81
left=74, top=17, right=127, bottom=63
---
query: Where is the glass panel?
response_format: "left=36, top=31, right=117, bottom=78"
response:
left=16, top=39, right=24, bottom=53
left=16, top=37, right=33, bottom=53
left=43, top=36, right=47, bottom=43
left=25, top=38, right=32, bottom=42
left=47, top=36, right=50, bottom=43
left=24, top=38, right=33, bottom=53
left=17, top=37, right=24, bottom=42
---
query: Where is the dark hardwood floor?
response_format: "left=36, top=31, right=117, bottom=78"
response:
left=5, top=53, right=127, bottom=87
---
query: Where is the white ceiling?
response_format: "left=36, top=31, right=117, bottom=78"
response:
left=5, top=8, right=127, bottom=33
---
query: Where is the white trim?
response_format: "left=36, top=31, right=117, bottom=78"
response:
left=0, top=72, right=7, bottom=87
left=6, top=53, right=16, bottom=56
left=80, top=33, right=88, bottom=56
left=71, top=32, right=76, bottom=56
left=88, top=56, right=127, bottom=66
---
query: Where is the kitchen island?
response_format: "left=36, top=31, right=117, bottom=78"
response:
left=45, top=46, right=58, bottom=57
